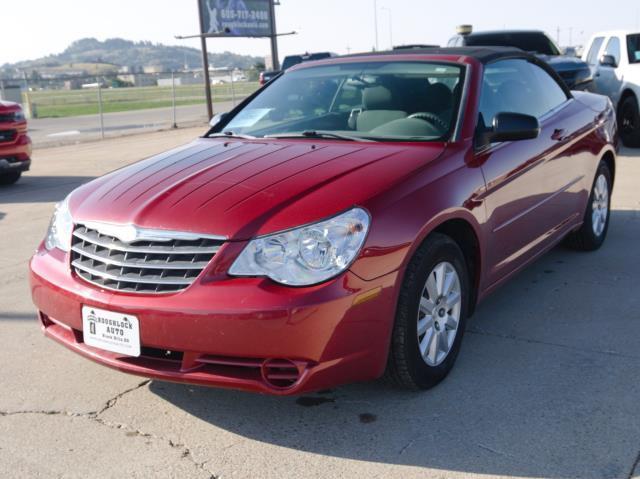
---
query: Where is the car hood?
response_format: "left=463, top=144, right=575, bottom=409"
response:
left=537, top=54, right=589, bottom=72
left=70, top=138, right=445, bottom=240
left=0, top=101, right=20, bottom=112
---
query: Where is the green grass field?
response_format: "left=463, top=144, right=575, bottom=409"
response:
left=28, top=82, right=260, bottom=118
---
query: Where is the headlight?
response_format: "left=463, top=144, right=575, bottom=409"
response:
left=13, top=110, right=25, bottom=122
left=229, top=208, right=370, bottom=286
left=44, top=195, right=74, bottom=252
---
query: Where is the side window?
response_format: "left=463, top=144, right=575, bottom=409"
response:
left=586, top=37, right=605, bottom=65
left=479, top=59, right=568, bottom=128
left=528, top=63, right=568, bottom=114
left=604, top=37, right=621, bottom=66
left=628, top=34, right=640, bottom=63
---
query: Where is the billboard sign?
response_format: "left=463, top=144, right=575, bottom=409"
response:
left=199, top=0, right=273, bottom=38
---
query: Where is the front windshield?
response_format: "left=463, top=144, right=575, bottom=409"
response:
left=218, top=61, right=465, bottom=142
left=628, top=34, right=640, bottom=64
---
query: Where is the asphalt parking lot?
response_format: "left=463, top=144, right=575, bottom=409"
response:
left=1, top=129, right=639, bottom=479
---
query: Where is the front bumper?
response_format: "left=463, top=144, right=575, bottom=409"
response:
left=30, top=243, right=399, bottom=395
left=0, top=128, right=31, bottom=173
left=0, top=157, right=30, bottom=174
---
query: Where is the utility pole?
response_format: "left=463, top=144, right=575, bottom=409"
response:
left=171, top=71, right=177, bottom=129
left=269, top=0, right=280, bottom=70
left=569, top=27, right=573, bottom=47
left=97, top=83, right=105, bottom=140
left=373, top=0, right=379, bottom=51
left=381, top=7, right=392, bottom=49
left=197, top=0, right=213, bottom=120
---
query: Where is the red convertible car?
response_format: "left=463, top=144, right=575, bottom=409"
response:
left=30, top=47, right=617, bottom=395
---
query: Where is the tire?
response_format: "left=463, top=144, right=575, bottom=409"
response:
left=386, top=233, right=471, bottom=390
left=618, top=96, right=640, bottom=148
left=565, top=161, right=612, bottom=251
left=0, top=171, right=21, bottom=185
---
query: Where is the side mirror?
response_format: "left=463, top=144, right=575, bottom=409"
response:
left=599, top=54, right=617, bottom=68
left=209, top=112, right=229, bottom=128
left=483, top=112, right=540, bottom=144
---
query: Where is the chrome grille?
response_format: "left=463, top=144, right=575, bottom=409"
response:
left=71, top=224, right=224, bottom=294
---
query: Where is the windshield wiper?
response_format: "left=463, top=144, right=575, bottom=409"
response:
left=265, top=130, right=374, bottom=142
left=208, top=131, right=257, bottom=140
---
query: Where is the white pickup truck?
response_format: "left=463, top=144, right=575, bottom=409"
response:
left=583, top=30, right=640, bottom=147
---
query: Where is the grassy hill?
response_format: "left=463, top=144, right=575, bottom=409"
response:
left=1, top=38, right=263, bottom=76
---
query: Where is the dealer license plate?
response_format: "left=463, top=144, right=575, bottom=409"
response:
left=82, top=306, right=141, bottom=357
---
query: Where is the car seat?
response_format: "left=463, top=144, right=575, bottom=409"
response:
left=354, top=86, right=407, bottom=131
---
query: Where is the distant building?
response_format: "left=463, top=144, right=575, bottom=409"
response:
left=0, top=84, right=23, bottom=104
left=63, top=79, right=83, bottom=90
left=157, top=75, right=202, bottom=87
left=143, top=65, right=164, bottom=74
left=117, top=74, right=157, bottom=87
left=119, top=65, right=144, bottom=74
left=40, top=69, right=88, bottom=80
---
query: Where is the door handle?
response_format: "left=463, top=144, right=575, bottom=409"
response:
left=551, top=129, right=568, bottom=142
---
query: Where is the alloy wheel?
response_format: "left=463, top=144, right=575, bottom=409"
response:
left=417, top=262, right=462, bottom=367
left=592, top=174, right=609, bottom=237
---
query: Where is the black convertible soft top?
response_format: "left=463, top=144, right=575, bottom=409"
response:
left=338, top=46, right=573, bottom=97
left=342, top=46, right=533, bottom=64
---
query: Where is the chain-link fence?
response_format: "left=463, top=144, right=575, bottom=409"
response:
left=0, top=70, right=260, bottom=145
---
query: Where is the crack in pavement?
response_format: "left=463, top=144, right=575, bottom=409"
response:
left=95, top=379, right=152, bottom=415
left=477, top=443, right=512, bottom=458
left=467, top=327, right=640, bottom=361
left=0, top=409, right=70, bottom=417
left=0, top=379, right=218, bottom=479
left=0, top=380, right=151, bottom=419
left=398, top=438, right=416, bottom=456
left=92, top=415, right=217, bottom=479
left=628, top=449, right=640, bottom=479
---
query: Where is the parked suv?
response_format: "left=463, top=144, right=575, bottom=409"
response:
left=448, top=27, right=593, bottom=91
left=583, top=31, right=640, bottom=147
left=0, top=101, right=31, bottom=185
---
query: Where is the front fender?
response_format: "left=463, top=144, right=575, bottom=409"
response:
left=350, top=149, right=487, bottom=282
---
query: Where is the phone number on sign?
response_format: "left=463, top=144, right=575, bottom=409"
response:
left=220, top=9, right=269, bottom=22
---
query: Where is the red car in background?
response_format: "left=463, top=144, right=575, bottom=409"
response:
left=0, top=101, right=31, bottom=185
left=30, top=47, right=617, bottom=395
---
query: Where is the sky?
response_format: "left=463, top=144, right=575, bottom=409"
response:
left=1, top=0, right=640, bottom=65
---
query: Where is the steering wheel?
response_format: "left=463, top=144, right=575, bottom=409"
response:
left=407, top=112, right=448, bottom=132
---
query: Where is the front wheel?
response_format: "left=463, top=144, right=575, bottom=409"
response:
left=386, top=233, right=471, bottom=390
left=565, top=161, right=612, bottom=251
left=0, top=171, right=21, bottom=185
